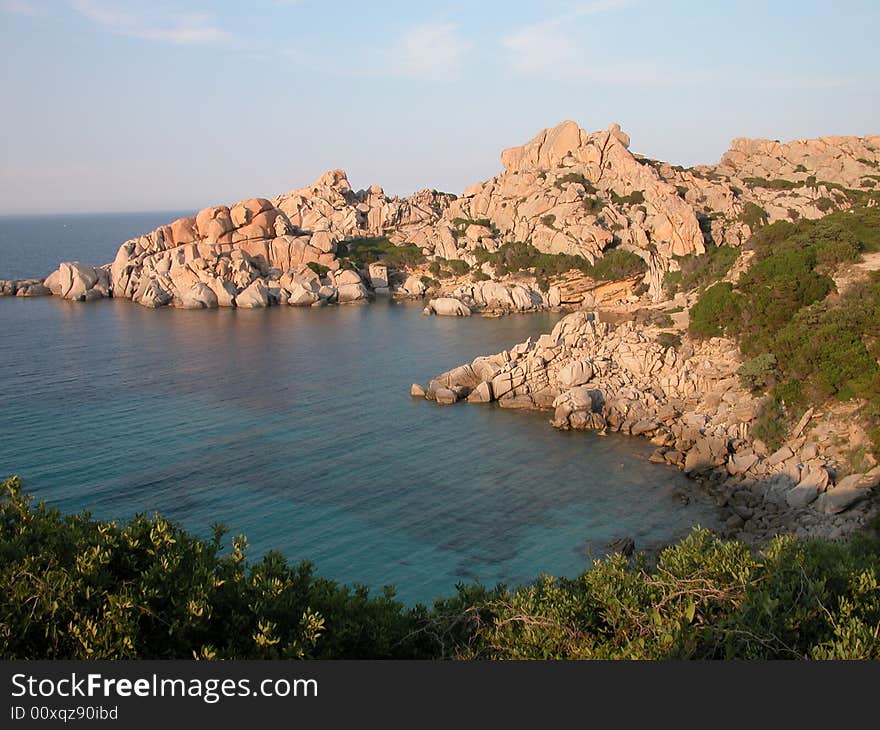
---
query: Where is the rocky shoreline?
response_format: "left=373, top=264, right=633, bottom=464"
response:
left=415, top=309, right=879, bottom=545
left=3, top=118, right=879, bottom=546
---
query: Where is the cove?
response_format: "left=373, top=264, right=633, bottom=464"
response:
left=0, top=295, right=718, bottom=604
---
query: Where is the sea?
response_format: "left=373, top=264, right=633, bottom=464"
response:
left=0, top=212, right=718, bottom=604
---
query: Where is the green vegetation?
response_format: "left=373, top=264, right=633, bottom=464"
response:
left=336, top=237, right=425, bottom=269
left=737, top=353, right=779, bottom=394
left=655, top=331, right=682, bottom=350
left=689, top=207, right=880, bottom=452
left=428, top=257, right=470, bottom=279
left=740, top=202, right=769, bottom=230
left=554, top=173, right=597, bottom=194
left=610, top=190, right=646, bottom=206
left=473, top=242, right=646, bottom=282
left=688, top=282, right=742, bottom=338
left=663, top=244, right=739, bottom=296
left=582, top=197, right=604, bottom=215
left=541, top=214, right=557, bottom=229
left=743, top=177, right=801, bottom=190
left=305, top=262, right=329, bottom=278
left=4, top=477, right=880, bottom=660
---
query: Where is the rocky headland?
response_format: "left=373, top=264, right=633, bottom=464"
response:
left=4, top=120, right=878, bottom=315
left=3, top=119, right=879, bottom=544
left=415, top=308, right=880, bottom=545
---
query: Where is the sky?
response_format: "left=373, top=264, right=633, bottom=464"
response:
left=0, top=0, right=878, bottom=215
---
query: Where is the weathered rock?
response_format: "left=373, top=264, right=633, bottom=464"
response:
left=235, top=279, right=270, bottom=308
left=557, top=360, right=594, bottom=389
left=814, top=470, right=880, bottom=514
left=179, top=282, right=218, bottom=309
left=423, top=297, right=471, bottom=317
left=466, top=381, right=494, bottom=403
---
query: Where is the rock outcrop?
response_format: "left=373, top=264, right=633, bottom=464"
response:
left=417, top=311, right=878, bottom=541
left=4, top=119, right=878, bottom=312
left=0, top=279, right=52, bottom=297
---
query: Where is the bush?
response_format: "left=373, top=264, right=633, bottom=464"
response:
left=306, top=262, right=329, bottom=278
left=688, top=282, right=742, bottom=339
left=0, top=477, right=428, bottom=660
left=750, top=396, right=789, bottom=452
left=738, top=353, right=779, bottom=393
left=664, top=245, right=739, bottom=296
left=740, top=202, right=769, bottom=230
left=690, top=208, right=880, bottom=453
left=433, top=258, right=470, bottom=277
left=339, top=237, right=425, bottom=269
left=472, top=242, right=646, bottom=282
left=4, top=477, right=880, bottom=660
left=610, top=190, right=646, bottom=206
left=743, top=177, right=801, bottom=190
left=554, top=173, right=597, bottom=194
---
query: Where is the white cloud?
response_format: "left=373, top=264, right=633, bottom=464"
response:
left=68, top=0, right=233, bottom=47
left=1, top=0, right=48, bottom=16
left=502, top=0, right=643, bottom=82
left=394, top=22, right=472, bottom=82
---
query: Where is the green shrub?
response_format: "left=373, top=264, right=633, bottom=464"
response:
left=656, top=332, right=682, bottom=349
left=664, top=244, right=739, bottom=296
left=306, top=262, right=329, bottom=278
left=554, top=173, right=597, bottom=194
left=4, top=477, right=880, bottom=660
left=610, top=190, right=646, bottom=206
left=743, top=177, right=801, bottom=190
left=741, top=202, right=769, bottom=230
left=434, top=258, right=470, bottom=277
left=750, top=396, right=789, bottom=452
left=339, top=237, right=424, bottom=269
left=688, top=282, right=742, bottom=339
left=0, top=477, right=428, bottom=660
left=738, top=353, right=779, bottom=393
left=472, top=242, right=645, bottom=282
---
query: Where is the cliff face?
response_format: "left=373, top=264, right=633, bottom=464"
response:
left=5, top=120, right=877, bottom=308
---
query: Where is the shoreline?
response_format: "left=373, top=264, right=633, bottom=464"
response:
left=415, top=309, right=880, bottom=546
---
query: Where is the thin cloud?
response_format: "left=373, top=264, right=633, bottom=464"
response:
left=394, top=22, right=472, bottom=82
left=68, top=0, right=233, bottom=47
left=503, top=0, right=655, bottom=83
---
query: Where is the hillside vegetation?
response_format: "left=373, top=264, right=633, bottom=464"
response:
left=2, top=476, right=879, bottom=660
left=688, top=207, right=880, bottom=451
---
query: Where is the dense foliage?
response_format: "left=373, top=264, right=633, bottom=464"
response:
left=336, top=237, right=425, bottom=269
left=3, top=476, right=879, bottom=660
left=473, top=242, right=646, bottom=281
left=688, top=208, right=880, bottom=452
left=663, top=244, right=739, bottom=296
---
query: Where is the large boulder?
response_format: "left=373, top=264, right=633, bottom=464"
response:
left=557, top=360, right=594, bottom=389
left=235, top=279, right=270, bottom=308
left=423, top=297, right=471, bottom=317
left=179, top=282, right=218, bottom=309
left=814, top=469, right=880, bottom=515
left=46, top=262, right=110, bottom=301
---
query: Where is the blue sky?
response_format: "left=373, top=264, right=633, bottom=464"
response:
left=1, top=0, right=877, bottom=214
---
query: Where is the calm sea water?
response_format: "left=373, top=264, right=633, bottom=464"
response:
left=0, top=214, right=718, bottom=604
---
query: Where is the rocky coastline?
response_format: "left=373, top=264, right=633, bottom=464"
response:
left=3, top=118, right=879, bottom=545
left=415, top=308, right=879, bottom=545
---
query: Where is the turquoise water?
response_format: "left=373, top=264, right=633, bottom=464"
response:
left=0, top=215, right=718, bottom=604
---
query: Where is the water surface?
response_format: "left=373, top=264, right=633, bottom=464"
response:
left=0, top=215, right=718, bottom=604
